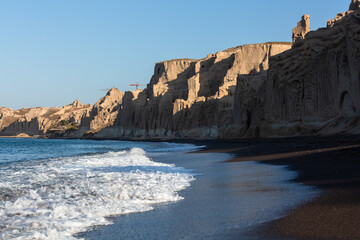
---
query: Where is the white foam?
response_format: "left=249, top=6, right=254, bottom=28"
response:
left=0, top=148, right=195, bottom=240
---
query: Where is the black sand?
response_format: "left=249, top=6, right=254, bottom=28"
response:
left=196, top=135, right=360, bottom=240
left=78, top=135, right=360, bottom=240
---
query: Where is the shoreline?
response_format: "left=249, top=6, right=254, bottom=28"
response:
left=195, top=135, right=360, bottom=240
left=2, top=134, right=359, bottom=239
left=79, top=143, right=315, bottom=240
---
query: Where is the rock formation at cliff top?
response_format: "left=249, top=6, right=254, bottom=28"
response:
left=0, top=100, right=92, bottom=136
left=292, top=15, right=310, bottom=43
left=327, top=0, right=360, bottom=27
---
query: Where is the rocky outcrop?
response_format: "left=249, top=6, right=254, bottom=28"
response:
left=70, top=99, right=84, bottom=108
left=0, top=101, right=92, bottom=136
left=264, top=6, right=360, bottom=136
left=327, top=1, right=360, bottom=27
left=77, top=88, right=124, bottom=136
left=0, top=107, right=18, bottom=131
left=292, top=15, right=310, bottom=44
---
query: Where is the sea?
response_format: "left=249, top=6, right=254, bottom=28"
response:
left=0, top=138, right=199, bottom=239
left=0, top=138, right=318, bottom=240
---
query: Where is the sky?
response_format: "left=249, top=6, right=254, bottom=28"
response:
left=0, top=0, right=350, bottom=110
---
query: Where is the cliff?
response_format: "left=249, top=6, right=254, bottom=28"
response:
left=1, top=1, right=359, bottom=139
left=91, top=43, right=291, bottom=139
left=93, top=0, right=360, bottom=139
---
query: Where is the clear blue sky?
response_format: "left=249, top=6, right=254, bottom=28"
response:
left=0, top=0, right=350, bottom=109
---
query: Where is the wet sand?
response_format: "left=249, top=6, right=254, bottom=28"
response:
left=196, top=135, right=360, bottom=240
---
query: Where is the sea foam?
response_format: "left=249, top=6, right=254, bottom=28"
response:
left=0, top=148, right=195, bottom=239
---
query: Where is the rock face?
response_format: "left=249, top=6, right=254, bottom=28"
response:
left=0, top=101, right=92, bottom=136
left=93, top=43, right=291, bottom=139
left=264, top=7, right=360, bottom=136
left=292, top=15, right=310, bottom=44
left=233, top=71, right=268, bottom=137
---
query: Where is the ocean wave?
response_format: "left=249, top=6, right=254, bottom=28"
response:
left=0, top=147, right=195, bottom=240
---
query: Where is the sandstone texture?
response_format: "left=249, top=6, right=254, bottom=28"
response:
left=292, top=15, right=310, bottom=44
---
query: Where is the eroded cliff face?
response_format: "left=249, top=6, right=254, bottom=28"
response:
left=264, top=5, right=360, bottom=136
left=2, top=2, right=357, bottom=139
left=0, top=100, right=92, bottom=136
left=93, top=43, right=291, bottom=139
